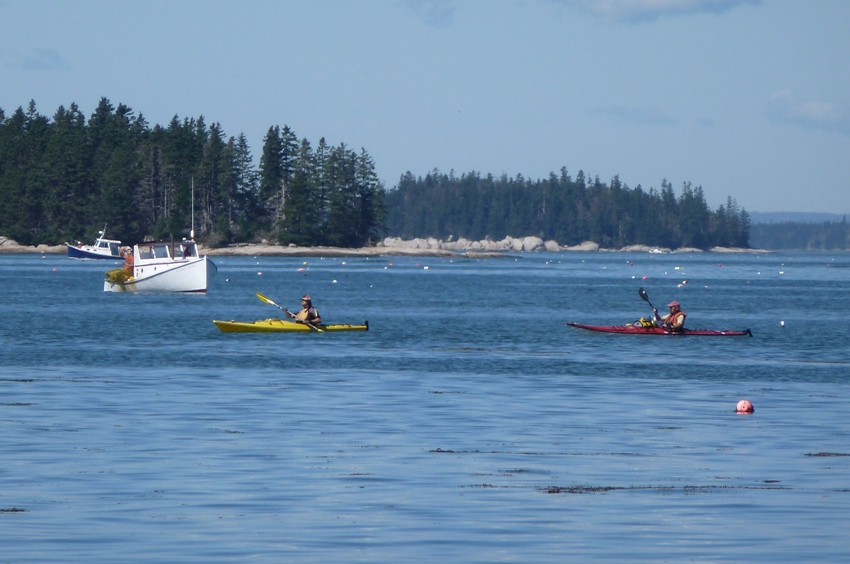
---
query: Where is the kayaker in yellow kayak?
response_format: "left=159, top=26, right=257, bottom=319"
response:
left=284, top=295, right=322, bottom=325
left=654, top=300, right=686, bottom=333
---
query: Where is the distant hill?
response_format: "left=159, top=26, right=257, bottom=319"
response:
left=750, top=216, right=850, bottom=250
left=749, top=212, right=848, bottom=224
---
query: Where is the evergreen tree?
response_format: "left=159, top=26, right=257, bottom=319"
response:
left=223, top=133, right=261, bottom=241
left=355, top=148, right=385, bottom=245
left=279, top=139, right=322, bottom=246
left=37, top=103, right=90, bottom=243
left=258, top=125, right=284, bottom=230
left=325, top=144, right=361, bottom=247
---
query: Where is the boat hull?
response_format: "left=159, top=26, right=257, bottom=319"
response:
left=67, top=242, right=123, bottom=260
left=104, top=256, right=216, bottom=293
left=213, top=319, right=369, bottom=333
left=567, top=322, right=752, bottom=337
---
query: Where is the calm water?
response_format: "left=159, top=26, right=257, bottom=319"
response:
left=1, top=250, right=849, bottom=562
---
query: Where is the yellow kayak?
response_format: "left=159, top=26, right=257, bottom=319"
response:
left=213, top=318, right=369, bottom=333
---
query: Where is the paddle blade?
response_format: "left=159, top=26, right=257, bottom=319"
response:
left=256, top=292, right=285, bottom=311
left=639, top=288, right=649, bottom=302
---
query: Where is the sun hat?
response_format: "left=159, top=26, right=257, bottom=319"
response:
left=667, top=300, right=680, bottom=307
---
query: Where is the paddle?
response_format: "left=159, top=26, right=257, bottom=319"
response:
left=638, top=287, right=662, bottom=328
left=638, top=287, right=654, bottom=310
left=255, top=292, right=324, bottom=332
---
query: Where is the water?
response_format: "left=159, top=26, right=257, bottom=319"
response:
left=2, top=251, right=849, bottom=562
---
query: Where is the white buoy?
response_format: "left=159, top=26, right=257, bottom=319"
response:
left=780, top=320, right=785, bottom=327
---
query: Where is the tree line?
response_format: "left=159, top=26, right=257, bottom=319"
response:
left=384, top=169, right=750, bottom=249
left=2, top=98, right=754, bottom=251
left=0, top=99, right=386, bottom=247
left=749, top=219, right=850, bottom=250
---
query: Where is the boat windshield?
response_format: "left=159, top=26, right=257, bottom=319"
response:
left=137, top=243, right=172, bottom=259
left=137, top=242, right=197, bottom=259
left=108, top=242, right=120, bottom=256
left=178, top=243, right=198, bottom=258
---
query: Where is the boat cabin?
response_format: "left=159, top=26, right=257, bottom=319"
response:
left=95, top=239, right=122, bottom=257
left=136, top=241, right=199, bottom=261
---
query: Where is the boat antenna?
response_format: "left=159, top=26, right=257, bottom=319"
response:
left=190, top=177, right=195, bottom=240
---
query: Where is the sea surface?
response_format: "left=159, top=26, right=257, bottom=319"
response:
left=1, top=250, right=849, bottom=562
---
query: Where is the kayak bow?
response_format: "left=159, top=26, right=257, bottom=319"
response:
left=567, top=322, right=752, bottom=337
left=214, top=318, right=369, bottom=333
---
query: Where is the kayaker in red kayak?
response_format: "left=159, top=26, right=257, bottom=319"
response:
left=654, top=301, right=686, bottom=333
left=284, top=295, right=322, bottom=325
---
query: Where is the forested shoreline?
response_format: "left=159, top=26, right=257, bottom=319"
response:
left=1, top=99, right=755, bottom=251
left=384, top=169, right=750, bottom=250
left=750, top=220, right=850, bottom=250
left=0, top=99, right=385, bottom=247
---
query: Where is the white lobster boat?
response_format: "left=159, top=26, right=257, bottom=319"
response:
left=104, top=240, right=216, bottom=293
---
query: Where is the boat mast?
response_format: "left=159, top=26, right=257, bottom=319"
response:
left=190, top=178, right=195, bottom=240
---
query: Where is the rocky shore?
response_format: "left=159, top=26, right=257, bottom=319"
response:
left=0, top=237, right=66, bottom=254
left=0, top=234, right=769, bottom=256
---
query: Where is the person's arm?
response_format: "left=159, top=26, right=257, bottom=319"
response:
left=284, top=308, right=295, bottom=319
left=308, top=308, right=321, bottom=324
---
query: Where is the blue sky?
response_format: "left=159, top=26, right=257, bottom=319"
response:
left=2, top=0, right=849, bottom=214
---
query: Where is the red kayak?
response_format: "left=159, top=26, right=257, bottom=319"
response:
left=567, top=322, right=752, bottom=337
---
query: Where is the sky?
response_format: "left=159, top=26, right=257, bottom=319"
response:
left=2, top=0, right=849, bottom=214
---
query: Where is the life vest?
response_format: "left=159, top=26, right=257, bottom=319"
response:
left=123, top=254, right=134, bottom=271
left=662, top=310, right=686, bottom=331
left=295, top=307, right=319, bottom=322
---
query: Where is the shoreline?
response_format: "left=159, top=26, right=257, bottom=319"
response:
left=0, top=240, right=773, bottom=257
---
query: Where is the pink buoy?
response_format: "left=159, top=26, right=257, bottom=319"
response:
left=736, top=399, right=754, bottom=413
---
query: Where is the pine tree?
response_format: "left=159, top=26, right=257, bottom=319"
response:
left=280, top=139, right=322, bottom=246
left=258, top=125, right=284, bottom=231
left=324, top=144, right=360, bottom=247
left=37, top=103, right=90, bottom=243
left=354, top=148, right=385, bottom=245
